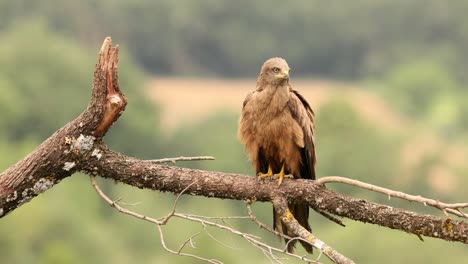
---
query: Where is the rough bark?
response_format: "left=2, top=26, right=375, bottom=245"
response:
left=76, top=146, right=468, bottom=244
left=0, top=38, right=467, bottom=256
left=0, top=38, right=126, bottom=216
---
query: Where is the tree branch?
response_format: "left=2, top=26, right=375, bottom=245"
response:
left=90, top=175, right=321, bottom=264
left=1, top=37, right=468, bottom=263
left=272, top=197, right=355, bottom=264
left=317, top=176, right=468, bottom=218
left=148, top=156, right=215, bottom=164
left=76, top=146, right=468, bottom=245
left=0, top=37, right=125, bottom=216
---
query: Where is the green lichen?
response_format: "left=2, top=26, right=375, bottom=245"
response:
left=415, top=228, right=426, bottom=236
left=441, top=219, right=453, bottom=235
left=282, top=209, right=294, bottom=223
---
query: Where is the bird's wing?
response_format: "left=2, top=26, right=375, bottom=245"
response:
left=288, top=88, right=316, bottom=180
left=242, top=89, right=255, bottom=110
left=238, top=89, right=266, bottom=173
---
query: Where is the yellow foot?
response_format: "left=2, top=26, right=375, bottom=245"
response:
left=273, top=164, right=293, bottom=185
left=258, top=165, right=274, bottom=179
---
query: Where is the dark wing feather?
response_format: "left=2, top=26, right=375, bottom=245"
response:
left=288, top=89, right=316, bottom=180
left=256, top=147, right=269, bottom=175
left=286, top=88, right=315, bottom=253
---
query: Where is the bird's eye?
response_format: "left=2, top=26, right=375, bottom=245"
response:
left=272, top=67, right=280, bottom=73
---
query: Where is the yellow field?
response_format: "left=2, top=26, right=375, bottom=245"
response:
left=147, top=78, right=406, bottom=132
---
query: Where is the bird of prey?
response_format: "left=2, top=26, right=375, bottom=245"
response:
left=238, top=57, right=316, bottom=253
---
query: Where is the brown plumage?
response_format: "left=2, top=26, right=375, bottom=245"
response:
left=238, top=57, right=316, bottom=253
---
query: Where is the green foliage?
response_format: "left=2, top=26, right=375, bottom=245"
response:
left=167, top=111, right=251, bottom=174
left=0, top=20, right=90, bottom=141
left=0, top=20, right=164, bottom=157
left=3, top=0, right=468, bottom=80
left=380, top=59, right=468, bottom=138
left=383, top=60, right=457, bottom=119
left=315, top=100, right=399, bottom=194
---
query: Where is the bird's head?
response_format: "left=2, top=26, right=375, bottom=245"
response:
left=258, top=57, right=290, bottom=86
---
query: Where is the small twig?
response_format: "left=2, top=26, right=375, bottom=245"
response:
left=452, top=208, right=468, bottom=218
left=91, top=175, right=222, bottom=264
left=316, top=176, right=468, bottom=219
left=149, top=156, right=215, bottom=164
left=284, top=237, right=307, bottom=253
left=201, top=223, right=239, bottom=249
left=183, top=214, right=250, bottom=220
left=90, top=175, right=319, bottom=263
left=416, top=233, right=425, bottom=242
left=116, top=201, right=143, bottom=206
left=174, top=212, right=260, bottom=239
left=314, top=209, right=346, bottom=227
left=89, top=176, right=162, bottom=225
left=246, top=202, right=292, bottom=240
left=177, top=231, right=201, bottom=253
left=157, top=225, right=222, bottom=264
left=159, top=181, right=198, bottom=224
left=174, top=212, right=320, bottom=263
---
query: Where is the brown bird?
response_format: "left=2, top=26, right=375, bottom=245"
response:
left=238, top=57, right=315, bottom=253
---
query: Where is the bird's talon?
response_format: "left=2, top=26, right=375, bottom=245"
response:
left=273, top=164, right=290, bottom=185
left=277, top=175, right=284, bottom=185
left=274, top=173, right=286, bottom=185
left=257, top=165, right=274, bottom=180
left=257, top=173, right=272, bottom=180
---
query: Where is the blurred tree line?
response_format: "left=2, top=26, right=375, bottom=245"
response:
left=1, top=0, right=468, bottom=81
left=1, top=1, right=468, bottom=263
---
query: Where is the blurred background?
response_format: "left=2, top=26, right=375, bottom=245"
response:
left=1, top=0, right=468, bottom=263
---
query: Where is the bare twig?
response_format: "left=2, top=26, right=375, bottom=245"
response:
left=159, top=181, right=198, bottom=224
left=246, top=202, right=291, bottom=240
left=177, top=231, right=201, bottom=253
left=316, top=176, right=468, bottom=218
left=90, top=175, right=320, bottom=263
left=149, top=156, right=215, bottom=164
left=157, top=225, right=222, bottom=264
left=91, top=175, right=222, bottom=263
left=115, top=200, right=143, bottom=206
left=201, top=223, right=239, bottom=250
left=182, top=214, right=250, bottom=220
left=89, top=176, right=163, bottom=225
left=315, top=209, right=346, bottom=227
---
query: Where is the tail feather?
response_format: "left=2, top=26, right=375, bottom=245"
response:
left=273, top=203, right=312, bottom=254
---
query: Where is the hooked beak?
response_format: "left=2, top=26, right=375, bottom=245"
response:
left=277, top=69, right=289, bottom=80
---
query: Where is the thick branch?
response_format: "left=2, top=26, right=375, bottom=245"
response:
left=0, top=37, right=125, bottom=216
left=273, top=197, right=355, bottom=264
left=317, top=176, right=468, bottom=218
left=91, top=176, right=320, bottom=264
left=77, top=146, right=468, bottom=244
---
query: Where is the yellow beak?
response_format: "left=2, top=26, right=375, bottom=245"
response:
left=279, top=69, right=289, bottom=79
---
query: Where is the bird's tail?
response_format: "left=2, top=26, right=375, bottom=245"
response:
left=273, top=203, right=312, bottom=254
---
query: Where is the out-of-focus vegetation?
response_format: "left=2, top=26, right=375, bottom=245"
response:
left=1, top=1, right=468, bottom=263
left=0, top=20, right=165, bottom=157
left=2, top=0, right=468, bottom=80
